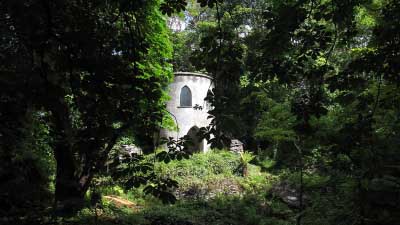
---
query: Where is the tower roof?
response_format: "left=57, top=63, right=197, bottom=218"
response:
left=174, top=72, right=213, bottom=80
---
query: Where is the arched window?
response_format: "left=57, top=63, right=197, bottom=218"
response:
left=180, top=86, right=192, bottom=107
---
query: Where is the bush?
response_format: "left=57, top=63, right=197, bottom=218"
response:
left=154, top=150, right=241, bottom=181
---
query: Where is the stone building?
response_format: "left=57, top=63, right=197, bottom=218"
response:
left=159, top=72, right=214, bottom=152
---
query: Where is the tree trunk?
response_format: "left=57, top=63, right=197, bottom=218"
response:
left=242, top=164, right=249, bottom=177
left=294, top=140, right=304, bottom=225
left=53, top=139, right=90, bottom=213
left=49, top=98, right=118, bottom=214
left=50, top=99, right=92, bottom=213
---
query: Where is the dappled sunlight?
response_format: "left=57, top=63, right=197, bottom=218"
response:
left=1, top=0, right=399, bottom=224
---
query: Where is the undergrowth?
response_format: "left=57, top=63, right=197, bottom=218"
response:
left=68, top=150, right=304, bottom=225
left=64, top=150, right=350, bottom=225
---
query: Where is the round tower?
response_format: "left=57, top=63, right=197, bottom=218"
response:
left=160, top=72, right=214, bottom=152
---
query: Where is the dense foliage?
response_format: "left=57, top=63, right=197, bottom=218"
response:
left=170, top=0, right=400, bottom=224
left=0, top=0, right=173, bottom=216
left=1, top=0, right=399, bottom=224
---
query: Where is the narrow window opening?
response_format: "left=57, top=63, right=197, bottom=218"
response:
left=180, top=86, right=192, bottom=107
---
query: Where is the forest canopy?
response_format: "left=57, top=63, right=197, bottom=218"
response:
left=0, top=0, right=399, bottom=224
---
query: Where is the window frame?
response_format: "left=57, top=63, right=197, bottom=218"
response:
left=179, top=85, right=192, bottom=107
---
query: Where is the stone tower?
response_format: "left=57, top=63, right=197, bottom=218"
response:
left=160, top=72, right=214, bottom=152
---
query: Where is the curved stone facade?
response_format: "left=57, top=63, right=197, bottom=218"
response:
left=160, top=72, right=214, bottom=152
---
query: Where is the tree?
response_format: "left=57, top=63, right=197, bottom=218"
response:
left=0, top=0, right=173, bottom=211
left=246, top=0, right=400, bottom=224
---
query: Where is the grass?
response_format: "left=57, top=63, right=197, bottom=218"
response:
left=10, top=150, right=368, bottom=225
left=69, top=150, right=298, bottom=225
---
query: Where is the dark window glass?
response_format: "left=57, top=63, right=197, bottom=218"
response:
left=180, top=86, right=192, bottom=107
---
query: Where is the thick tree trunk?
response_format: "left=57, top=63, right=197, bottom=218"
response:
left=49, top=98, right=120, bottom=214
left=50, top=99, right=92, bottom=213
left=53, top=140, right=90, bottom=213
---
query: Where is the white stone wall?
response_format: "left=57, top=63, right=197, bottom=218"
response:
left=160, top=72, right=214, bottom=152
